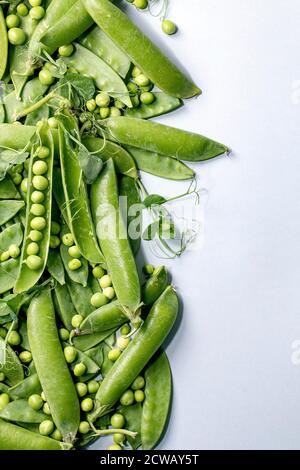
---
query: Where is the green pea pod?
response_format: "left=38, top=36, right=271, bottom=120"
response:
left=79, top=25, right=131, bottom=79
left=64, top=343, right=100, bottom=377
left=88, top=273, right=102, bottom=294
left=0, top=419, right=73, bottom=450
left=40, top=0, right=93, bottom=53
left=14, top=123, right=54, bottom=294
left=8, top=374, right=42, bottom=400
left=0, top=399, right=47, bottom=424
left=119, top=175, right=141, bottom=256
left=125, top=145, right=194, bottom=180
left=4, top=78, right=48, bottom=123
left=0, top=223, right=23, bottom=253
left=79, top=301, right=127, bottom=335
left=83, top=136, right=138, bottom=180
left=0, top=124, right=59, bottom=154
left=0, top=178, right=21, bottom=199
left=90, top=286, right=178, bottom=420
left=61, top=43, right=132, bottom=108
left=0, top=383, right=9, bottom=393
left=142, top=266, right=168, bottom=306
left=0, top=7, right=8, bottom=81
left=103, top=117, right=228, bottom=162
left=0, top=337, right=24, bottom=386
left=0, top=258, right=21, bottom=294
left=141, top=350, right=172, bottom=450
left=125, top=93, right=182, bottom=120
left=118, top=403, right=142, bottom=450
left=25, top=104, right=49, bottom=126
left=73, top=327, right=117, bottom=352
left=0, top=200, right=25, bottom=225
left=82, top=0, right=200, bottom=99
left=91, top=159, right=141, bottom=318
left=84, top=343, right=104, bottom=368
left=57, top=114, right=105, bottom=265
left=66, top=278, right=93, bottom=318
left=59, top=225, right=89, bottom=287
left=19, top=320, right=30, bottom=351
left=0, top=105, right=5, bottom=124
left=53, top=283, right=77, bottom=330
left=27, top=290, right=80, bottom=441
left=47, top=250, right=65, bottom=286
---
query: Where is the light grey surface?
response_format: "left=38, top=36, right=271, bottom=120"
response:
left=92, top=0, right=300, bottom=450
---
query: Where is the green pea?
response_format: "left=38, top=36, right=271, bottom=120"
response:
left=131, top=375, right=145, bottom=390
left=26, top=242, right=39, bottom=256
left=41, top=392, right=46, bottom=402
left=17, top=3, right=29, bottom=16
left=68, top=259, right=82, bottom=271
left=21, top=178, right=28, bottom=193
left=79, top=421, right=90, bottom=434
left=28, top=394, right=43, bottom=410
left=7, top=330, right=21, bottom=346
left=116, top=336, right=130, bottom=350
left=134, top=0, right=148, bottom=9
left=26, top=255, right=43, bottom=271
left=8, top=244, right=20, bottom=259
left=58, top=44, right=74, bottom=57
left=131, top=95, right=140, bottom=108
left=29, top=230, right=43, bottom=242
left=32, top=175, right=48, bottom=191
left=99, top=274, right=112, bottom=288
left=36, top=146, right=50, bottom=159
left=110, top=107, right=122, bottom=117
left=79, top=112, right=89, bottom=123
left=68, top=245, right=81, bottom=258
left=6, top=15, right=20, bottom=29
left=76, top=382, right=88, bottom=398
left=113, top=433, right=125, bottom=444
left=110, top=413, right=125, bottom=428
left=64, top=346, right=77, bottom=363
left=108, top=348, right=121, bottom=362
left=86, top=99, right=97, bottom=112
left=120, top=324, right=131, bottom=336
left=39, top=420, right=54, bottom=436
left=127, top=82, right=139, bottom=95
left=15, top=163, right=24, bottom=174
left=162, top=19, right=177, bottom=35
left=90, top=293, right=108, bottom=308
left=19, top=351, right=32, bottom=364
left=30, top=203, right=46, bottom=216
left=81, top=397, right=94, bottom=412
left=87, top=380, right=99, bottom=394
left=29, top=0, right=42, bottom=5
left=0, top=327, right=6, bottom=338
left=51, top=429, right=62, bottom=441
left=59, top=328, right=70, bottom=341
left=103, top=287, right=115, bottom=300
left=39, top=69, right=55, bottom=86
left=30, top=6, right=45, bottom=20
left=12, top=174, right=22, bottom=185
left=0, top=394, right=10, bottom=411
left=5, top=322, right=18, bottom=331
left=48, top=117, right=59, bottom=129
left=134, top=390, right=145, bottom=402
left=73, top=362, right=86, bottom=377
left=43, top=402, right=51, bottom=415
left=99, top=107, right=110, bottom=119
left=31, top=191, right=45, bottom=204
left=32, top=160, right=48, bottom=175
left=143, top=263, right=154, bottom=275
left=95, top=92, right=110, bottom=108
left=140, top=92, right=155, bottom=105
left=50, top=221, right=61, bottom=235
left=62, top=233, right=74, bottom=247
left=71, top=314, right=83, bottom=329
left=132, top=66, right=142, bottom=78
left=0, top=372, right=5, bottom=382
left=30, top=216, right=46, bottom=230
left=0, top=251, right=10, bottom=262
left=119, top=389, right=135, bottom=406
left=107, top=444, right=122, bottom=450
left=134, top=74, right=150, bottom=87
left=49, top=235, right=60, bottom=249
left=114, top=99, right=125, bottom=110
left=92, top=265, right=105, bottom=279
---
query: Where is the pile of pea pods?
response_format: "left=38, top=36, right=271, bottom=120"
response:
left=0, top=0, right=228, bottom=451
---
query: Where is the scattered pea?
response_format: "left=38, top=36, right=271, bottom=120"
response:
left=117, top=336, right=130, bottom=350
left=120, top=324, right=131, bottom=336
left=43, top=402, right=51, bottom=415
left=26, top=242, right=39, bottom=256
left=140, top=91, right=155, bottom=105
left=30, top=216, right=46, bottom=231
left=39, top=68, right=55, bottom=86
left=134, top=74, right=150, bottom=87
left=0, top=251, right=10, bottom=262
left=30, top=203, right=46, bottom=216
left=120, top=389, right=135, bottom=406
left=79, top=421, right=90, bottom=434
left=73, top=362, right=86, bottom=377
left=26, top=255, right=43, bottom=270
left=17, top=3, right=29, bottom=16
left=110, top=107, right=122, bottom=117
left=111, top=413, right=125, bottom=428
left=29, top=0, right=42, bottom=6
left=71, top=314, right=83, bottom=329
left=87, top=380, right=99, bottom=394
left=0, top=394, right=10, bottom=411
left=113, top=433, right=125, bottom=444
left=28, top=394, right=43, bottom=411
left=99, top=107, right=110, bottom=119
left=7, top=330, right=21, bottom=346
left=108, top=444, right=122, bottom=450
left=39, top=420, right=54, bottom=436
left=90, top=292, right=108, bottom=308
left=132, top=66, right=142, bottom=78
left=50, top=221, right=61, bottom=235
left=64, top=346, right=77, bottom=363
left=81, top=397, right=93, bottom=412
left=6, top=15, right=20, bottom=29
left=49, top=235, right=60, bottom=249
left=59, top=328, right=70, bottom=341
left=30, top=6, right=45, bottom=20
left=12, top=174, right=22, bottom=185
left=103, top=287, right=115, bottom=300
left=114, top=99, right=125, bottom=110
left=131, top=95, right=140, bottom=108
left=108, top=348, right=121, bottom=362
left=41, top=392, right=46, bottom=402
left=92, top=265, right=105, bottom=279
left=68, top=245, right=81, bottom=258
left=143, top=263, right=154, bottom=275
left=29, top=230, right=43, bottom=242
left=51, top=429, right=62, bottom=441
left=76, top=382, right=88, bottom=398
left=36, top=146, right=50, bottom=159
left=162, top=19, right=177, bottom=35
left=134, top=390, right=145, bottom=402
left=31, top=191, right=44, bottom=204
left=96, top=92, right=110, bottom=108
left=131, top=376, right=145, bottom=390
left=134, top=0, right=148, bottom=9
left=99, top=274, right=112, bottom=289
left=19, top=351, right=32, bottom=364
left=58, top=44, right=74, bottom=57
left=0, top=327, right=6, bottom=338
left=86, top=99, right=97, bottom=112
left=32, top=175, right=48, bottom=191
left=62, top=233, right=74, bottom=246
left=8, top=244, right=20, bottom=259
left=127, top=81, right=139, bottom=94
left=68, top=259, right=82, bottom=271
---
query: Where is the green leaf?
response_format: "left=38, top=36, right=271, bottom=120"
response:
left=143, top=194, right=167, bottom=208
left=77, top=145, right=103, bottom=184
left=0, top=150, right=29, bottom=181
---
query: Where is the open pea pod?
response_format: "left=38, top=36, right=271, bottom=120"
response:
left=0, top=223, right=23, bottom=254
left=0, top=337, right=24, bottom=386
left=59, top=225, right=89, bottom=287
left=0, top=178, right=21, bottom=200
left=0, top=258, right=21, bottom=294
left=73, top=328, right=117, bottom=352
left=8, top=374, right=42, bottom=400
left=4, top=78, right=48, bottom=123
left=83, top=136, right=138, bottom=180
left=0, top=399, right=48, bottom=424
left=0, top=200, right=25, bottom=225
left=61, top=43, right=132, bottom=108
left=14, top=123, right=54, bottom=294
left=66, top=278, right=93, bottom=318
left=47, top=249, right=65, bottom=286
left=64, top=343, right=100, bottom=378
left=0, top=6, right=8, bottom=81
left=53, top=283, right=77, bottom=331
left=125, top=93, right=182, bottom=120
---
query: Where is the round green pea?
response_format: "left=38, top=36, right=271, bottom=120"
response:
left=14, top=163, right=24, bottom=174
left=92, top=265, right=105, bottom=279
left=62, top=233, right=74, bottom=246
left=73, top=362, right=86, bottom=377
left=114, top=99, right=125, bottom=110
left=50, top=221, right=61, bottom=235
left=31, top=191, right=44, bottom=204
left=71, top=314, right=83, bottom=329
left=132, top=66, right=142, bottom=78
left=134, top=0, right=148, bottom=9
left=162, top=19, right=177, bottom=35
left=19, top=351, right=32, bottom=364
left=30, top=203, right=45, bottom=216
left=29, top=230, right=43, bottom=242
left=95, top=92, right=110, bottom=108
left=39, top=420, right=54, bottom=436
left=0, top=251, right=10, bottom=262
left=79, top=421, right=90, bottom=434
left=0, top=327, right=7, bottom=339
left=36, top=146, right=50, bottom=159
left=39, top=68, right=54, bottom=86
left=81, top=397, right=93, bottom=412
left=117, top=336, right=130, bottom=350
left=17, top=3, right=29, bottom=16
left=30, top=6, right=45, bottom=20
left=87, top=380, right=99, bottom=394
left=21, top=178, right=28, bottom=193
left=32, top=160, right=48, bottom=175
left=76, top=382, right=88, bottom=398
left=103, top=287, right=115, bottom=300
left=32, top=175, right=48, bottom=191
left=48, top=117, right=58, bottom=129
left=119, top=389, right=135, bottom=406
left=110, top=413, right=125, bottom=428
left=120, top=324, right=131, bottom=336
left=90, top=292, right=108, bottom=308
left=131, top=95, right=140, bottom=108
left=8, top=244, right=20, bottom=259
left=59, top=328, right=69, bottom=341
left=26, top=242, right=39, bottom=256
left=29, top=0, right=42, bottom=5
left=99, top=274, right=112, bottom=288
left=26, top=255, right=43, bottom=270
left=99, top=107, right=110, bottom=119
left=49, top=235, right=60, bottom=249
left=68, top=259, right=82, bottom=271
left=51, top=429, right=62, bottom=441
left=7, top=330, right=21, bottom=346
left=86, top=99, right=97, bottom=112
left=108, top=348, right=121, bottom=362
left=134, top=74, right=150, bottom=87
left=134, top=390, right=145, bottom=402
left=28, top=394, right=43, bottom=411
left=30, top=217, right=46, bottom=231
left=0, top=394, right=10, bottom=411
left=131, top=375, right=145, bottom=390
left=58, top=44, right=74, bottom=57
left=64, top=346, right=77, bottom=363
left=127, top=81, right=139, bottom=94
left=143, top=263, right=154, bottom=275
left=140, top=91, right=155, bottom=105
left=113, top=433, right=125, bottom=444
left=109, top=107, right=122, bottom=117
left=6, top=15, right=20, bottom=29
left=68, top=245, right=81, bottom=258
left=0, top=372, right=5, bottom=382
left=43, top=402, right=51, bottom=415
left=107, top=444, right=122, bottom=450
left=12, top=174, right=22, bottom=185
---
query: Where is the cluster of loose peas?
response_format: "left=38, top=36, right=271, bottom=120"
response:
left=125, top=0, right=178, bottom=35
left=0, top=242, right=21, bottom=264
left=5, top=0, right=46, bottom=46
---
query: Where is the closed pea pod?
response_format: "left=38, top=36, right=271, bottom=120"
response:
left=0, top=337, right=24, bottom=386
left=103, top=117, right=228, bottom=162
left=89, top=286, right=178, bottom=420
left=0, top=419, right=72, bottom=450
left=78, top=302, right=127, bottom=335
left=141, top=350, right=172, bottom=449
left=0, top=7, right=8, bottom=81
left=0, top=399, right=48, bottom=424
left=125, top=92, right=182, bottom=120
left=82, top=0, right=200, bottom=99
left=53, top=283, right=77, bottom=330
left=8, top=374, right=42, bottom=400
left=90, top=159, right=141, bottom=319
left=0, top=179, right=21, bottom=200
left=74, top=327, right=117, bottom=352
left=119, top=175, right=142, bottom=256
left=142, top=266, right=168, bottom=306
left=47, top=249, right=65, bottom=285
left=66, top=278, right=94, bottom=318
left=27, top=290, right=80, bottom=441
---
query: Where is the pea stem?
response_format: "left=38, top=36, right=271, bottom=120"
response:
left=16, top=93, right=55, bottom=120
left=91, top=426, right=137, bottom=439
